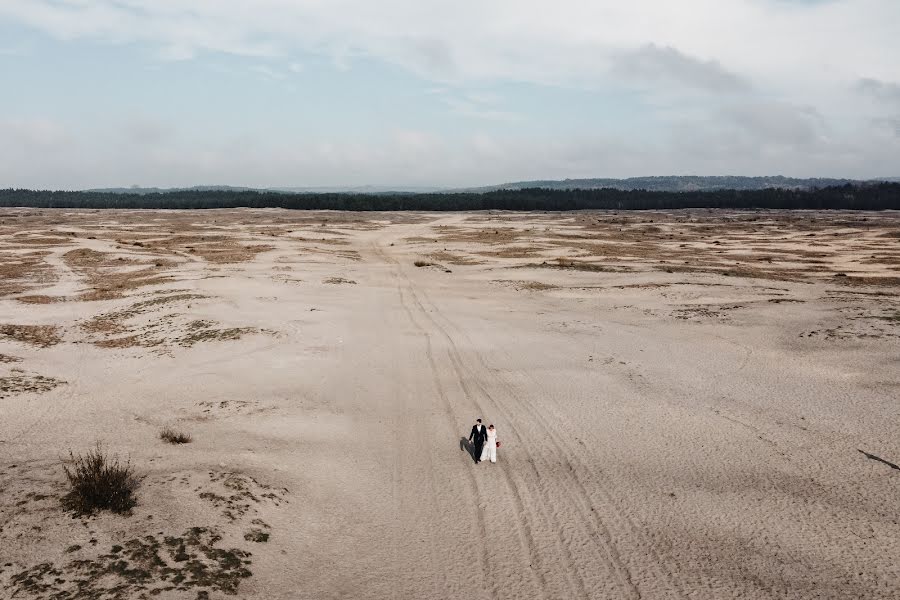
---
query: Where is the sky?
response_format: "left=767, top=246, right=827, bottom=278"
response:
left=0, top=0, right=898, bottom=189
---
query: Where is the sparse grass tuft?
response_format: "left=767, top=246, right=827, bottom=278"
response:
left=160, top=427, right=192, bottom=444
left=414, top=260, right=434, bottom=267
left=61, top=444, right=137, bottom=515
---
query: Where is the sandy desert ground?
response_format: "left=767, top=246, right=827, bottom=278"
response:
left=1, top=208, right=899, bottom=600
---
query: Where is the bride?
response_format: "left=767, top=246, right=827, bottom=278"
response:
left=480, top=424, right=498, bottom=463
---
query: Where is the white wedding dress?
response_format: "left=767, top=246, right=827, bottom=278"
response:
left=480, top=428, right=497, bottom=463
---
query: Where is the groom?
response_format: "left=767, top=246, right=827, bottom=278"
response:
left=469, top=419, right=487, bottom=463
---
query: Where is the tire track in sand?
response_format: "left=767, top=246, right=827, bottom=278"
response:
left=403, top=280, right=630, bottom=599
left=380, top=245, right=599, bottom=600
left=413, top=283, right=688, bottom=599
left=372, top=244, right=500, bottom=600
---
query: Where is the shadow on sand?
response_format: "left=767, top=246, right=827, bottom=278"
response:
left=460, top=437, right=478, bottom=463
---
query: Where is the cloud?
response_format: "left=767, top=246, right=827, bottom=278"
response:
left=612, top=44, right=750, bottom=93
left=2, top=0, right=897, bottom=91
left=857, top=78, right=900, bottom=104
left=435, top=91, right=520, bottom=121
left=721, top=101, right=825, bottom=147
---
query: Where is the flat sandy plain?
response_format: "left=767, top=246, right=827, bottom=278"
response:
left=1, top=208, right=899, bottom=600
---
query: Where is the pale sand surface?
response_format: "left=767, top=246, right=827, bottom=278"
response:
left=1, top=208, right=899, bottom=599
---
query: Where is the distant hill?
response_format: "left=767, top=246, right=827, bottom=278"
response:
left=88, top=185, right=260, bottom=195
left=87, top=177, right=900, bottom=196
left=270, top=185, right=443, bottom=194
left=89, top=185, right=442, bottom=195
left=454, top=176, right=898, bottom=193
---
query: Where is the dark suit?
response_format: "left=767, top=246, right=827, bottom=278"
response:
left=469, top=424, right=487, bottom=462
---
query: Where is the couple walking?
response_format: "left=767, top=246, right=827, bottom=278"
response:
left=468, top=419, right=499, bottom=464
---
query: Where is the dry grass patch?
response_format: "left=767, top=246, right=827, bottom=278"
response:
left=426, top=250, right=484, bottom=266
left=15, top=294, right=64, bottom=305
left=81, top=293, right=207, bottom=336
left=0, top=324, right=63, bottom=347
left=7, top=527, right=253, bottom=599
left=0, top=353, right=22, bottom=363
left=0, top=251, right=56, bottom=296
left=433, top=226, right=527, bottom=245
left=177, top=322, right=263, bottom=347
left=93, top=335, right=144, bottom=349
left=478, top=246, right=545, bottom=259
left=0, top=373, right=65, bottom=398
left=495, top=280, right=558, bottom=291
left=524, top=258, right=632, bottom=273
left=244, top=529, right=270, bottom=543
left=8, top=235, right=74, bottom=246
left=194, top=243, right=273, bottom=264
left=160, top=426, right=192, bottom=444
left=147, top=235, right=273, bottom=264
left=832, top=275, right=900, bottom=287
left=64, top=248, right=174, bottom=300
left=323, top=276, right=357, bottom=285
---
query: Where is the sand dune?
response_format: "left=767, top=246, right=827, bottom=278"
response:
left=1, top=209, right=899, bottom=599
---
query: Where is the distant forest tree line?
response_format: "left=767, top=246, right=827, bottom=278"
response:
left=1, top=183, right=899, bottom=211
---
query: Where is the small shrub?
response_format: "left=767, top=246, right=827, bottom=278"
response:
left=61, top=445, right=137, bottom=515
left=413, top=260, right=434, bottom=267
left=160, top=427, right=192, bottom=444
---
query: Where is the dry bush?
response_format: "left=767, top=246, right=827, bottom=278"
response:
left=159, top=426, right=192, bottom=444
left=61, top=445, right=137, bottom=515
left=414, top=260, right=434, bottom=267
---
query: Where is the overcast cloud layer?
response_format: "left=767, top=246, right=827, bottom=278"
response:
left=0, top=0, right=898, bottom=188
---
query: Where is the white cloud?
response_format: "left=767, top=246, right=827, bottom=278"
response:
left=612, top=45, right=750, bottom=93
left=2, top=0, right=897, bottom=90
left=857, top=78, right=900, bottom=105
